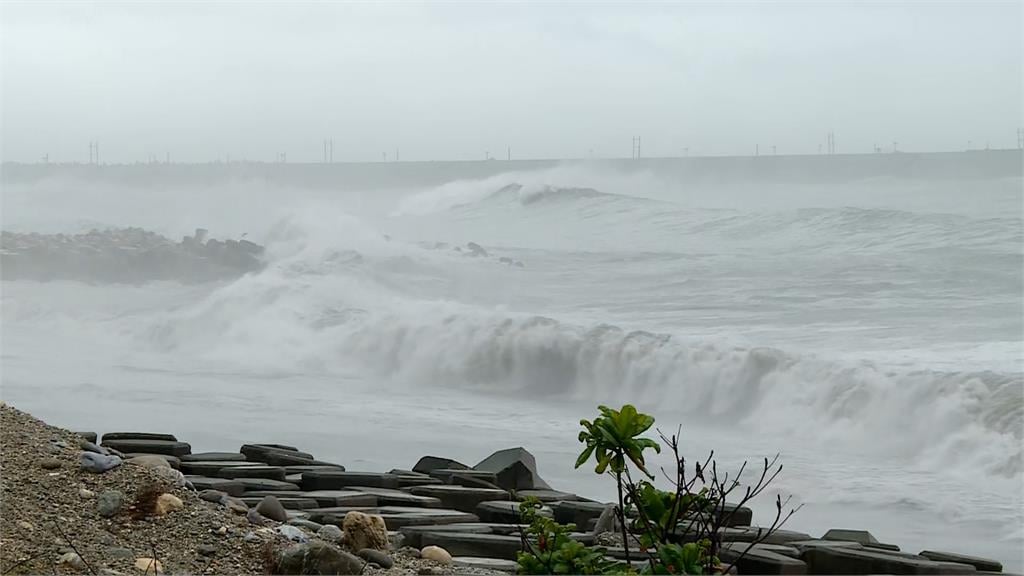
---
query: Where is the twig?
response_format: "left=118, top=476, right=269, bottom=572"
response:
left=51, top=520, right=97, bottom=576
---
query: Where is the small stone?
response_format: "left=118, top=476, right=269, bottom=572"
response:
left=418, top=568, right=443, bottom=576
left=215, top=526, right=228, bottom=536
left=152, top=467, right=187, bottom=488
left=134, top=557, right=163, bottom=574
left=317, top=524, right=343, bottom=543
left=127, top=455, right=171, bottom=470
left=58, top=552, right=86, bottom=571
left=80, top=440, right=107, bottom=454
left=225, top=497, right=248, bottom=514
left=17, top=520, right=34, bottom=531
left=199, top=490, right=226, bottom=503
left=97, top=490, right=124, bottom=518
left=155, top=493, right=183, bottom=515
left=80, top=451, right=122, bottom=473
left=243, top=532, right=260, bottom=543
left=420, top=545, right=452, bottom=565
left=400, top=546, right=422, bottom=558
left=246, top=509, right=267, bottom=526
left=275, top=524, right=309, bottom=543
left=40, top=458, right=62, bottom=470
left=52, top=440, right=69, bottom=449
left=109, top=547, right=135, bottom=560
left=197, top=544, right=218, bottom=557
left=79, top=488, right=96, bottom=499
left=357, top=549, right=394, bottom=569
left=255, top=495, right=288, bottom=522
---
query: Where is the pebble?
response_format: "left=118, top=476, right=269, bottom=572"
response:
left=134, top=557, right=163, bottom=574
left=199, top=489, right=226, bottom=503
left=246, top=509, right=267, bottom=526
left=155, top=493, right=183, bottom=516
left=216, top=526, right=228, bottom=536
left=152, top=467, right=187, bottom=487
left=17, top=520, right=34, bottom=531
left=79, top=439, right=105, bottom=454
left=109, top=547, right=135, bottom=559
left=357, top=549, right=394, bottom=569
left=39, top=458, right=62, bottom=470
left=317, top=524, right=343, bottom=543
left=127, top=455, right=170, bottom=470
left=51, top=439, right=69, bottom=449
left=243, top=531, right=260, bottom=543
left=255, top=495, right=288, bottom=522
left=225, top=497, right=248, bottom=514
left=275, top=524, right=309, bottom=543
left=97, top=490, right=125, bottom=518
left=80, top=451, right=122, bottom=473
left=420, top=545, right=452, bottom=565
left=79, top=488, right=96, bottom=499
left=58, top=552, right=87, bottom=571
left=197, top=544, right=218, bottom=557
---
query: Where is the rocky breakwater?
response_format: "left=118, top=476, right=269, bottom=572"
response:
left=2, top=403, right=1014, bottom=575
left=0, top=227, right=264, bottom=283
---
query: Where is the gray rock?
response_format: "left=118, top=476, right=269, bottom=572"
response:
left=197, top=544, right=218, bottom=557
left=240, top=444, right=314, bottom=466
left=344, top=487, right=440, bottom=508
left=180, top=460, right=259, bottom=476
left=357, top=549, right=394, bottom=569
left=79, top=439, right=106, bottom=454
left=180, top=452, right=247, bottom=462
left=553, top=500, right=609, bottom=528
left=97, top=490, right=124, bottom=518
left=301, top=471, right=399, bottom=491
left=473, top=447, right=551, bottom=491
left=215, top=465, right=288, bottom=482
left=298, top=490, right=379, bottom=507
left=428, top=469, right=497, bottom=485
left=50, top=439, right=69, bottom=449
left=80, top=451, right=122, bottom=473
left=275, top=524, right=310, bottom=543
left=516, top=489, right=579, bottom=503
left=243, top=532, right=260, bottom=543
left=58, top=552, right=87, bottom=571
left=108, top=547, right=134, bottom=560
left=39, top=458, right=62, bottom=470
left=802, top=547, right=977, bottom=575
left=417, top=568, right=443, bottom=576
left=719, top=543, right=807, bottom=574
left=412, top=456, right=469, bottom=475
left=275, top=541, right=363, bottom=575
left=419, top=532, right=521, bottom=561
left=289, top=519, right=324, bottom=532
left=241, top=496, right=319, bottom=510
left=591, top=504, right=617, bottom=535
left=199, top=489, right=227, bottom=503
left=101, top=432, right=177, bottom=442
left=398, top=523, right=495, bottom=549
left=717, top=527, right=814, bottom=545
left=317, top=524, right=344, bottom=543
left=256, top=495, right=289, bottom=522
left=453, top=557, right=518, bottom=573
left=920, top=551, right=1002, bottom=572
left=184, top=476, right=245, bottom=496
left=408, top=485, right=509, bottom=513
left=100, top=439, right=190, bottom=456
left=152, top=467, right=187, bottom=488
left=247, top=509, right=267, bottom=525
left=127, top=455, right=172, bottom=470
left=76, top=431, right=98, bottom=443
left=821, top=528, right=900, bottom=551
left=236, top=478, right=300, bottom=492
left=476, top=500, right=550, bottom=524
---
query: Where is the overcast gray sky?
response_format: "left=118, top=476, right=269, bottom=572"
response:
left=1, top=1, right=1021, bottom=163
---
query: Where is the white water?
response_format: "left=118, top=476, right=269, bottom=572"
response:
left=2, top=162, right=1022, bottom=569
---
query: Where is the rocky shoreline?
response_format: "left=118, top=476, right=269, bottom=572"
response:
left=0, top=403, right=1013, bottom=575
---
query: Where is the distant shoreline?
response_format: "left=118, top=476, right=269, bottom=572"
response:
left=3, top=149, right=1021, bottom=190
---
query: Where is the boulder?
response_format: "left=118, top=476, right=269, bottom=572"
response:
left=185, top=476, right=245, bottom=496
left=357, top=549, right=394, bottom=569
left=152, top=466, right=188, bottom=488
left=803, top=547, right=977, bottom=575
left=345, top=487, right=441, bottom=508
left=473, top=447, right=550, bottom=491
left=419, top=532, right=520, bottom=561
left=302, top=471, right=399, bottom=491
left=412, top=456, right=470, bottom=475
left=76, top=431, right=98, bottom=443
left=225, top=497, right=249, bottom=514
left=920, top=551, right=1002, bottom=572
left=240, top=444, right=314, bottom=466
left=398, top=524, right=496, bottom=549
left=199, top=490, right=227, bottom=503
left=275, top=525, right=309, bottom=543
left=476, top=500, right=550, bottom=524
left=420, top=545, right=453, bottom=565
left=180, top=452, right=247, bottom=462
left=79, top=440, right=108, bottom=455
left=100, top=439, right=190, bottom=457
left=343, top=511, right=390, bottom=552
left=318, top=524, right=343, bottom=543
left=97, top=490, right=124, bottom=518
left=101, top=432, right=177, bottom=442
left=214, top=465, right=287, bottom=481
left=429, top=468, right=498, bottom=485
left=409, top=485, right=509, bottom=513
left=80, top=452, right=122, bottom=473
left=389, top=470, right=444, bottom=488
left=155, top=493, right=183, bottom=516
left=127, top=455, right=173, bottom=470
left=275, top=541, right=363, bottom=575
left=452, top=557, right=517, bottom=573
left=241, top=496, right=319, bottom=510
left=552, top=500, right=609, bottom=528
left=255, top=495, right=289, bottom=522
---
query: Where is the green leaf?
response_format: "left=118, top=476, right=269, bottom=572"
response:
left=575, top=445, right=596, bottom=469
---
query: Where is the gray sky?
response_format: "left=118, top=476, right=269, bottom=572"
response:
left=2, top=1, right=1021, bottom=163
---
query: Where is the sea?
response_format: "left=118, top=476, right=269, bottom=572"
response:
left=2, top=153, right=1021, bottom=569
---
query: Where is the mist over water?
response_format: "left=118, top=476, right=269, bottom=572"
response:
left=2, top=158, right=1022, bottom=569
